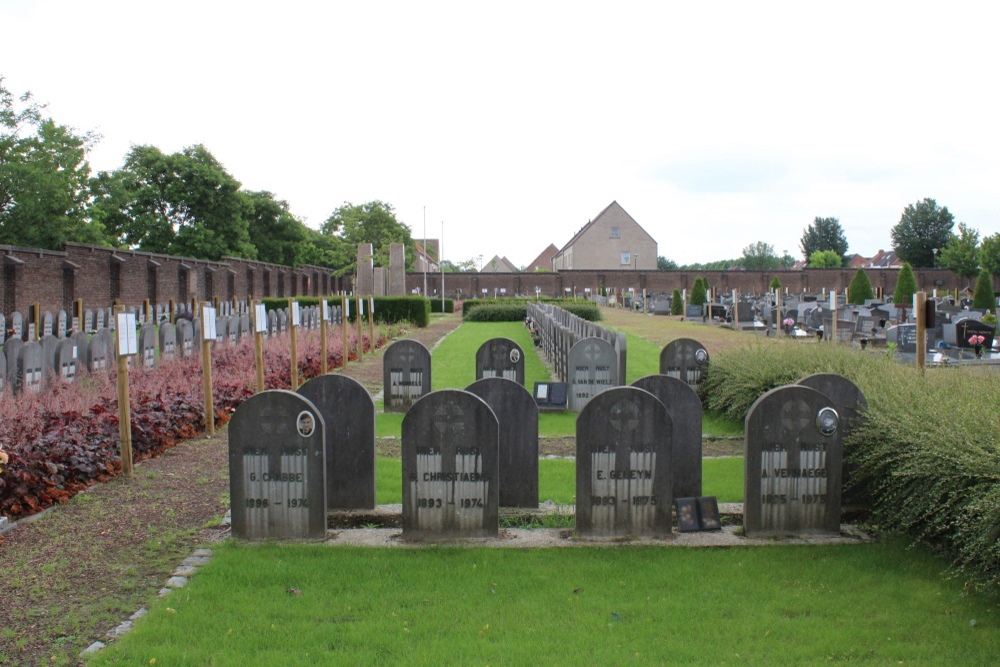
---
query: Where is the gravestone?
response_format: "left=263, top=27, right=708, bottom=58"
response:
left=685, top=304, right=703, bottom=319
left=17, top=342, right=44, bottom=393
left=72, top=331, right=89, bottom=367
left=567, top=337, right=618, bottom=412
left=955, top=318, right=995, bottom=349
left=297, top=375, right=376, bottom=510
left=57, top=311, right=68, bottom=339
left=42, top=312, right=54, bottom=337
left=475, top=337, right=525, bottom=385
left=383, top=339, right=432, bottom=412
left=887, top=324, right=917, bottom=353
left=660, top=338, right=710, bottom=386
left=139, top=323, right=157, bottom=369
left=401, top=389, right=499, bottom=538
left=575, top=387, right=672, bottom=537
left=159, top=322, right=177, bottom=360
left=215, top=315, right=227, bottom=344
left=41, top=334, right=60, bottom=377
left=0, top=351, right=5, bottom=392
left=0, top=314, right=5, bottom=345
left=651, top=294, right=670, bottom=315
left=268, top=310, right=278, bottom=337
left=11, top=313, right=23, bottom=340
left=56, top=339, right=78, bottom=382
left=796, top=374, right=867, bottom=435
left=278, top=309, right=288, bottom=333
left=87, top=329, right=112, bottom=372
left=744, top=385, right=843, bottom=537
left=85, top=309, right=94, bottom=332
left=176, top=320, right=194, bottom=358
left=631, top=374, right=703, bottom=499
left=239, top=314, right=251, bottom=339
left=227, top=314, right=239, bottom=343
left=228, top=390, right=327, bottom=540
left=5, top=338, right=24, bottom=388
left=466, top=377, right=539, bottom=508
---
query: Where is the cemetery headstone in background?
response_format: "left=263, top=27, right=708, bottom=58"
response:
left=466, top=377, right=539, bottom=508
left=86, top=329, right=112, bottom=372
left=41, top=334, right=59, bottom=377
left=567, top=337, right=618, bottom=412
left=401, top=390, right=499, bottom=538
left=139, top=323, right=157, bottom=369
left=297, top=374, right=376, bottom=510
left=4, top=337, right=24, bottom=388
left=56, top=339, right=78, bottom=381
left=228, top=390, right=327, bottom=540
left=176, top=320, right=194, bottom=358
left=475, top=337, right=525, bottom=385
left=631, top=374, right=703, bottom=498
left=57, top=311, right=67, bottom=338
left=17, top=342, right=44, bottom=393
left=159, top=322, right=177, bottom=360
left=576, top=386, right=672, bottom=537
left=383, top=339, right=432, bottom=412
left=744, top=385, right=843, bottom=537
left=660, top=338, right=710, bottom=387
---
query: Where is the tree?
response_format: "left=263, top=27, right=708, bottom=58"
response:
left=658, top=256, right=678, bottom=270
left=848, top=269, right=874, bottom=304
left=800, top=217, right=848, bottom=264
left=242, top=191, right=309, bottom=266
left=90, top=144, right=256, bottom=261
left=298, top=227, right=352, bottom=273
left=972, top=269, right=996, bottom=311
left=893, top=262, right=917, bottom=321
left=937, top=222, right=980, bottom=281
left=690, top=276, right=708, bottom=306
left=670, top=288, right=683, bottom=315
left=808, top=250, right=842, bottom=268
left=0, top=79, right=106, bottom=249
left=321, top=201, right=414, bottom=276
left=891, top=198, right=954, bottom=268
left=979, top=233, right=1000, bottom=280
left=779, top=251, right=797, bottom=269
left=740, top=241, right=780, bottom=271
left=769, top=275, right=781, bottom=291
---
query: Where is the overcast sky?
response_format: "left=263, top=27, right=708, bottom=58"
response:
left=3, top=1, right=998, bottom=268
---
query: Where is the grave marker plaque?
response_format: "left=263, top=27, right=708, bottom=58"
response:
left=576, top=387, right=672, bottom=537
left=685, top=304, right=703, bottom=319
left=85, top=310, right=94, bottom=332
left=383, top=339, right=432, bottom=412
left=4, top=338, right=24, bottom=388
left=567, top=337, right=618, bottom=412
left=56, top=339, right=78, bottom=381
left=229, top=390, right=327, bottom=540
left=475, top=337, right=525, bottom=385
left=297, top=375, right=376, bottom=510
left=57, top=311, right=68, bottom=338
left=402, top=390, right=499, bottom=538
left=87, top=329, right=112, bottom=372
left=631, top=374, right=703, bottom=499
left=159, top=322, right=177, bottom=360
left=466, top=377, right=539, bottom=508
left=139, top=323, right=157, bottom=369
left=41, top=334, right=60, bottom=376
left=955, top=318, right=995, bottom=349
left=11, top=313, right=23, bottom=340
left=744, top=385, right=843, bottom=537
left=42, top=312, right=54, bottom=337
left=176, top=320, right=194, bottom=358
left=17, top=342, right=44, bottom=393
left=660, top=338, right=710, bottom=387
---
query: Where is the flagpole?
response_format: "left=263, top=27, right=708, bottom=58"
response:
left=422, top=205, right=427, bottom=299
left=440, top=220, right=445, bottom=313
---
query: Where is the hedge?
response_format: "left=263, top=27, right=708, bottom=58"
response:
left=430, top=298, right=455, bottom=314
left=700, top=339, right=1000, bottom=589
left=463, top=300, right=602, bottom=323
left=260, top=296, right=430, bottom=327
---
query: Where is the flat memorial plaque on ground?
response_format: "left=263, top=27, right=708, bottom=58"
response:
left=475, top=337, right=525, bottom=385
left=383, top=339, right=432, bottom=412
left=297, top=375, right=376, bottom=510
left=744, top=385, right=843, bottom=537
left=401, top=390, right=499, bottom=538
left=567, top=337, right=618, bottom=412
left=659, top=338, right=709, bottom=387
left=466, top=377, right=538, bottom=508
left=631, top=374, right=702, bottom=499
left=576, top=387, right=672, bottom=537
left=229, top=390, right=327, bottom=540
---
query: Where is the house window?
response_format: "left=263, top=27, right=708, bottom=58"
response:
left=610, top=226, right=620, bottom=238
left=621, top=252, right=631, bottom=265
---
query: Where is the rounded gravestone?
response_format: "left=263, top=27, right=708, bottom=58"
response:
left=659, top=338, right=709, bottom=387
left=475, top=337, right=525, bottom=385
left=631, top=374, right=703, bottom=499
left=567, top=337, right=618, bottom=412
left=383, top=339, right=432, bottom=413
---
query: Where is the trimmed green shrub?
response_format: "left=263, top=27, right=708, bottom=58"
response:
left=670, top=289, right=683, bottom=315
left=690, top=277, right=707, bottom=306
left=972, top=268, right=996, bottom=311
left=430, top=298, right=455, bottom=314
left=893, top=262, right=917, bottom=306
left=769, top=275, right=781, bottom=291
left=463, top=300, right=601, bottom=323
left=848, top=268, right=874, bottom=304
left=260, top=296, right=430, bottom=327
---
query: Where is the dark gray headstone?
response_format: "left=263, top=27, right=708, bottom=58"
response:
left=466, top=377, right=539, bottom=508
left=215, top=315, right=227, bottom=344
left=955, top=318, right=995, bottom=349
left=297, top=375, right=376, bottom=510
left=72, top=331, right=89, bottom=367
left=0, top=350, right=6, bottom=392
left=85, top=309, right=94, bottom=332
left=56, top=339, right=78, bottom=382
left=744, top=385, right=843, bottom=537
left=17, top=341, right=44, bottom=393
left=0, top=314, right=5, bottom=345
left=576, top=387, right=672, bottom=537
left=796, top=374, right=867, bottom=436
left=87, top=329, right=112, bottom=372
left=5, top=338, right=24, bottom=388
left=41, top=334, right=60, bottom=377
left=227, top=314, right=239, bottom=343
left=401, top=390, right=499, bottom=538
left=567, top=337, right=618, bottom=412
left=228, top=390, right=327, bottom=540
left=631, top=374, right=703, bottom=499
left=685, top=304, right=703, bottom=319
left=42, top=311, right=54, bottom=337
left=139, top=323, right=157, bottom=369
left=159, top=322, right=177, bottom=360
left=659, top=338, right=710, bottom=387
left=888, top=324, right=917, bottom=353
left=239, top=314, right=251, bottom=339
left=268, top=309, right=278, bottom=337
left=95, top=309, right=104, bottom=331
left=383, top=339, right=432, bottom=412
left=475, top=337, right=525, bottom=385
left=57, top=311, right=68, bottom=339
left=176, top=320, right=194, bottom=358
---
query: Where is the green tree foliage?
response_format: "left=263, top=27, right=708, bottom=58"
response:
left=808, top=250, right=842, bottom=268
left=439, top=258, right=478, bottom=273
left=90, top=144, right=256, bottom=261
left=670, top=288, right=683, bottom=315
left=298, top=227, right=352, bottom=272
left=0, top=79, right=105, bottom=249
left=769, top=275, right=781, bottom=291
left=242, top=191, right=309, bottom=266
left=848, top=269, right=874, bottom=304
left=972, top=268, right=996, bottom=311
left=678, top=259, right=740, bottom=271
left=321, top=201, right=414, bottom=276
left=779, top=251, right=797, bottom=269
left=937, top=222, right=980, bottom=280
left=800, top=217, right=848, bottom=264
left=891, top=198, right=954, bottom=268
left=658, top=256, right=678, bottom=270
left=893, top=262, right=917, bottom=308
left=740, top=241, right=780, bottom=271
left=979, top=233, right=1000, bottom=279
left=690, top=276, right=708, bottom=306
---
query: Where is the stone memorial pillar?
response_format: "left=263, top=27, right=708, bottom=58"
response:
left=356, top=243, right=374, bottom=296
left=388, top=242, right=406, bottom=296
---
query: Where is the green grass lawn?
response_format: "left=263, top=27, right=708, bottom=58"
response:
left=88, top=540, right=999, bottom=665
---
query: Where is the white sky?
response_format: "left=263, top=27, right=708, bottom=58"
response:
left=3, top=1, right=999, bottom=268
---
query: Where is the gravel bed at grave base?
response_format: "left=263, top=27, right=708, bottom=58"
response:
left=378, top=436, right=744, bottom=459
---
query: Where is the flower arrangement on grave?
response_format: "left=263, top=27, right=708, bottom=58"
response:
left=782, top=317, right=795, bottom=335
left=969, top=334, right=986, bottom=358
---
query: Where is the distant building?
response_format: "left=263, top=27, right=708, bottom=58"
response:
left=525, top=244, right=559, bottom=272
left=552, top=201, right=657, bottom=271
left=414, top=240, right=439, bottom=273
left=480, top=255, right=518, bottom=273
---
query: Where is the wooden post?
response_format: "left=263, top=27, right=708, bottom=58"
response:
left=320, top=299, right=329, bottom=375
left=252, top=300, right=265, bottom=393
left=288, top=297, right=299, bottom=390
left=201, top=302, right=215, bottom=436
left=731, top=290, right=738, bottom=331
left=830, top=291, right=838, bottom=344
left=915, top=291, right=927, bottom=375
left=169, top=298, right=176, bottom=324
left=341, top=295, right=350, bottom=369
left=367, top=297, right=375, bottom=349
left=114, top=305, right=134, bottom=477
left=143, top=298, right=152, bottom=323
left=356, top=296, right=364, bottom=360
left=775, top=289, right=782, bottom=336
left=32, top=301, right=41, bottom=341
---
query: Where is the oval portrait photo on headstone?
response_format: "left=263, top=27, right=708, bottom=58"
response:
left=816, top=407, right=839, bottom=437
left=296, top=410, right=316, bottom=437
left=509, top=348, right=521, bottom=364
